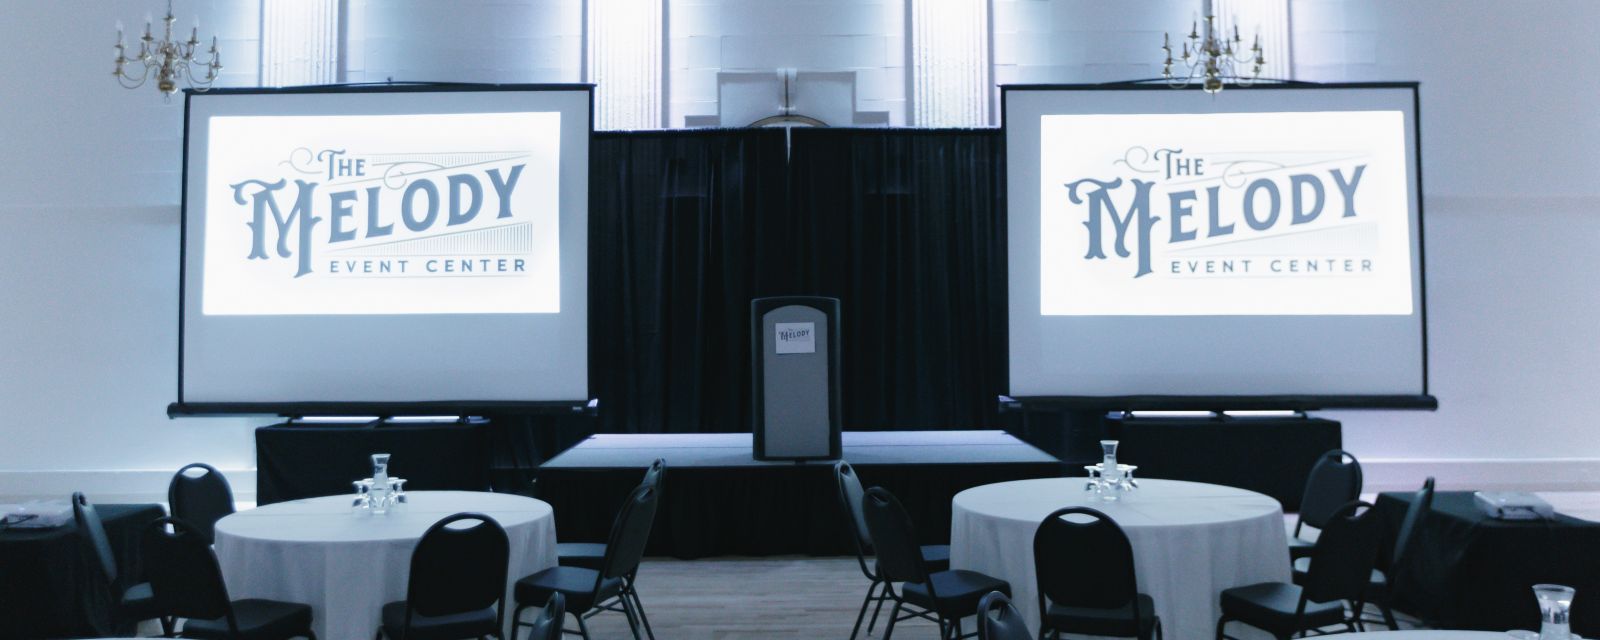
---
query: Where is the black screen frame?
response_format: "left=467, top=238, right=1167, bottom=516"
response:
left=170, top=82, right=596, bottom=418
left=1000, top=81, right=1436, bottom=412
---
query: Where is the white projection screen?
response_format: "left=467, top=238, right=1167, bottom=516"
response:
left=1005, top=83, right=1433, bottom=409
left=176, top=85, right=591, bottom=413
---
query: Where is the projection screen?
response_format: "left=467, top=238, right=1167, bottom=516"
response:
left=1005, top=83, right=1433, bottom=409
left=175, top=85, right=591, bottom=413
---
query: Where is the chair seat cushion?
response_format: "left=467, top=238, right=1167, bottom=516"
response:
left=117, top=582, right=165, bottom=622
left=557, top=542, right=607, bottom=570
left=919, top=544, right=951, bottom=573
left=515, top=566, right=624, bottom=613
left=1290, top=556, right=1387, bottom=589
left=1220, top=582, right=1345, bottom=635
left=180, top=598, right=312, bottom=640
left=901, top=570, right=1010, bottom=618
left=1044, top=593, right=1159, bottom=638
left=380, top=601, right=497, bottom=640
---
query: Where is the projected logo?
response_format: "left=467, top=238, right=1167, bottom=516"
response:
left=1040, top=110, right=1414, bottom=316
left=202, top=112, right=561, bottom=315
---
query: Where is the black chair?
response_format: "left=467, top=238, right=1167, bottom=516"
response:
left=142, top=517, right=316, bottom=640
left=520, top=593, right=566, bottom=640
left=511, top=484, right=659, bottom=640
left=975, top=592, right=1032, bottom=640
left=1292, top=477, right=1434, bottom=630
left=862, top=486, right=1010, bottom=640
left=168, top=463, right=236, bottom=543
left=1287, top=450, right=1362, bottom=560
left=73, top=492, right=175, bottom=636
left=1217, top=501, right=1384, bottom=640
left=376, top=512, right=510, bottom=640
left=555, top=458, right=665, bottom=640
left=1033, top=507, right=1162, bottom=640
left=834, top=461, right=952, bottom=640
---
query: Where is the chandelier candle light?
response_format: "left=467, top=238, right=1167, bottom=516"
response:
left=114, top=0, right=222, bottom=97
left=1161, top=0, right=1264, bottom=94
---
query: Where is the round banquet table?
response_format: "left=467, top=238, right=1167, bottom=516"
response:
left=213, top=491, right=557, bottom=639
left=951, top=478, right=1291, bottom=639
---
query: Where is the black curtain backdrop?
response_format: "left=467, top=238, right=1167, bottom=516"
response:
left=584, top=128, right=1009, bottom=436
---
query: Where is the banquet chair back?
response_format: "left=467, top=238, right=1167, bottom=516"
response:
left=1295, top=450, right=1362, bottom=535
left=977, top=591, right=1032, bottom=640
left=168, top=463, right=236, bottom=542
left=142, top=517, right=233, bottom=623
left=1034, top=507, right=1139, bottom=611
left=523, top=593, right=566, bottom=640
left=405, top=512, right=510, bottom=623
left=642, top=458, right=666, bottom=494
left=860, top=487, right=929, bottom=587
left=833, top=461, right=874, bottom=559
left=598, top=483, right=660, bottom=584
left=1302, top=501, right=1385, bottom=604
left=1390, top=477, right=1435, bottom=571
left=72, top=492, right=120, bottom=586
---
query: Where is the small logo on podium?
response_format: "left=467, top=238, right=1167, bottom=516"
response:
left=775, top=322, right=816, bottom=355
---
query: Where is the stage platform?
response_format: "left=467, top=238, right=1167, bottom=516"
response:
left=536, top=430, right=1062, bottom=558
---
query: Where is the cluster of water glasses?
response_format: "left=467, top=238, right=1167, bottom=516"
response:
left=1507, top=584, right=1580, bottom=640
left=352, top=453, right=408, bottom=516
left=1083, top=440, right=1139, bottom=501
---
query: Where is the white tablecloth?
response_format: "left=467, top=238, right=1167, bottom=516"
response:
left=1353, top=633, right=1517, bottom=639
left=213, top=491, right=557, bottom=639
left=950, top=478, right=1290, bottom=639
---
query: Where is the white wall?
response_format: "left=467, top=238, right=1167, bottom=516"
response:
left=1296, top=0, right=1600, bottom=490
left=345, top=0, right=582, bottom=84
left=0, top=1, right=264, bottom=503
left=668, top=0, right=907, bottom=127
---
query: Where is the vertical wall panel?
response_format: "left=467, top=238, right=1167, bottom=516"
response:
left=910, top=0, right=991, bottom=127
left=260, top=0, right=341, bottom=86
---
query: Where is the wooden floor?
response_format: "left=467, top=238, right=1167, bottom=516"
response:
left=580, top=555, right=884, bottom=640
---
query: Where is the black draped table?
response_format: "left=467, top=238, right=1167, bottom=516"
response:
left=255, top=421, right=491, bottom=504
left=1376, top=490, right=1600, bottom=636
left=0, top=503, right=166, bottom=639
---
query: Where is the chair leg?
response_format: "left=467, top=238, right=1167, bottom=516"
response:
left=848, top=581, right=880, bottom=640
left=1352, top=599, right=1368, bottom=632
left=574, top=612, right=593, bottom=640
left=618, top=594, right=644, bottom=640
left=882, top=600, right=903, bottom=640
left=1379, top=600, right=1399, bottom=630
left=1215, top=616, right=1228, bottom=640
left=159, top=617, right=176, bottom=638
left=866, top=585, right=890, bottom=635
left=952, top=616, right=963, bottom=639
left=510, top=603, right=529, bottom=640
left=626, top=582, right=657, bottom=640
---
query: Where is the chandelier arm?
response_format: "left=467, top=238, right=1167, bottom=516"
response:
left=116, top=72, right=150, bottom=90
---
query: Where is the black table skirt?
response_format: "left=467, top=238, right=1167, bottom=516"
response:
left=256, top=422, right=493, bottom=504
left=1377, top=490, right=1600, bottom=635
left=0, top=503, right=166, bottom=639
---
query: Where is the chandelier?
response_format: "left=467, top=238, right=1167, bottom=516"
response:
left=114, top=0, right=222, bottom=98
left=1161, top=13, right=1263, bottom=94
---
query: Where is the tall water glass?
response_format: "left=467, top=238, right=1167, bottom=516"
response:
left=1100, top=440, right=1121, bottom=482
left=1534, top=583, right=1576, bottom=640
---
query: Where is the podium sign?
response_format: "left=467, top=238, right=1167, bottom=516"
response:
left=752, top=297, right=842, bottom=460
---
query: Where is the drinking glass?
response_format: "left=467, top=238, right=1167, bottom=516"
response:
left=1534, top=584, right=1576, bottom=640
